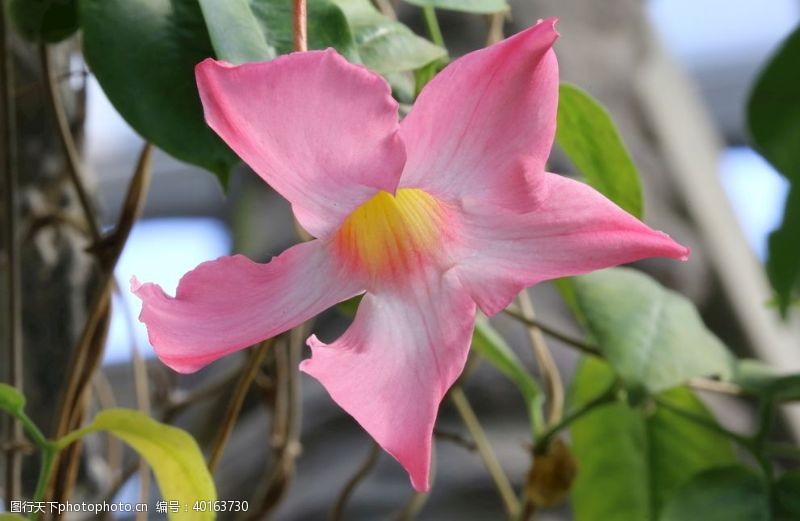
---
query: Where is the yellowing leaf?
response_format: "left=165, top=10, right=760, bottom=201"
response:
left=59, top=409, right=216, bottom=520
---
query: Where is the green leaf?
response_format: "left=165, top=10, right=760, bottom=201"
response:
left=0, top=514, right=27, bottom=520
left=572, top=268, right=734, bottom=392
left=775, top=470, right=800, bottom=521
left=570, top=357, right=737, bottom=521
left=766, top=185, right=800, bottom=314
left=330, top=0, right=446, bottom=73
left=556, top=83, right=644, bottom=219
left=198, top=0, right=276, bottom=64
left=732, top=359, right=800, bottom=402
left=748, top=25, right=800, bottom=313
left=80, top=0, right=239, bottom=185
left=0, top=383, right=25, bottom=415
left=9, top=0, right=78, bottom=42
left=247, top=0, right=359, bottom=60
left=59, top=409, right=216, bottom=520
left=659, top=465, right=769, bottom=521
left=471, top=318, right=544, bottom=433
left=748, top=24, right=800, bottom=183
left=403, top=0, right=509, bottom=14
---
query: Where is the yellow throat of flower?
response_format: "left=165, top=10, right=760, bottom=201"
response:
left=334, top=188, right=446, bottom=280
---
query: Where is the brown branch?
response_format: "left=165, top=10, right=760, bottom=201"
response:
left=39, top=44, right=100, bottom=243
left=252, top=323, right=309, bottom=518
left=329, top=442, right=381, bottom=521
left=50, top=143, right=152, bottom=503
left=207, top=339, right=274, bottom=472
left=450, top=386, right=519, bottom=517
left=518, top=292, right=564, bottom=424
left=293, top=0, right=308, bottom=52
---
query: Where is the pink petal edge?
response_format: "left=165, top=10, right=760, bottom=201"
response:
left=300, top=271, right=477, bottom=491
left=196, top=50, right=406, bottom=239
left=132, top=240, right=363, bottom=373
left=399, top=18, right=560, bottom=212
left=452, top=173, right=690, bottom=315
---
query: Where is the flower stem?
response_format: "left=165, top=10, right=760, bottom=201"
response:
left=450, top=386, right=520, bottom=517
left=535, top=382, right=618, bottom=452
left=293, top=0, right=308, bottom=52
left=32, top=442, right=58, bottom=517
left=503, top=307, right=601, bottom=357
left=422, top=6, right=445, bottom=48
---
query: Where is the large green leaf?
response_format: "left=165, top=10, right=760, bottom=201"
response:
left=330, top=0, right=446, bottom=73
left=766, top=185, right=800, bottom=315
left=748, top=24, right=800, bottom=313
left=199, top=0, right=359, bottom=64
left=571, top=268, right=734, bottom=392
left=59, top=409, right=216, bottom=520
left=732, top=359, right=800, bottom=402
left=556, top=83, right=644, bottom=219
left=748, top=24, right=800, bottom=183
left=9, top=0, right=78, bottom=42
left=471, top=318, right=544, bottom=433
left=80, top=0, right=238, bottom=185
left=247, top=0, right=358, bottom=59
left=570, top=358, right=737, bottom=521
left=659, top=466, right=769, bottom=521
left=775, top=470, right=800, bottom=521
left=0, top=383, right=25, bottom=415
left=403, top=0, right=509, bottom=14
left=198, top=0, right=275, bottom=64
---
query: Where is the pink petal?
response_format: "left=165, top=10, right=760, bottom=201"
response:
left=196, top=51, right=406, bottom=238
left=300, top=271, right=476, bottom=491
left=452, top=173, right=690, bottom=315
left=132, top=241, right=363, bottom=373
left=398, top=19, right=559, bottom=211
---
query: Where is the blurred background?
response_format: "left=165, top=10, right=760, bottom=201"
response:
left=4, top=0, right=800, bottom=519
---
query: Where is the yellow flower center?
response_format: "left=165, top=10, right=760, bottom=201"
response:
left=334, top=188, right=447, bottom=280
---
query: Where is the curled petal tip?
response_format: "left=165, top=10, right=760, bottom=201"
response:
left=129, top=275, right=141, bottom=292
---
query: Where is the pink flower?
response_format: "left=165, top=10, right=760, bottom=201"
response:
left=132, top=19, right=688, bottom=491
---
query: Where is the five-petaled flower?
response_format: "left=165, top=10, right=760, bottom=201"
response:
left=132, top=19, right=688, bottom=491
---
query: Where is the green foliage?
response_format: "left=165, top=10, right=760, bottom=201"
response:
left=732, top=359, right=800, bottom=401
left=471, top=318, right=544, bottom=433
left=571, top=268, right=734, bottom=392
left=775, top=470, right=800, bottom=520
left=556, top=83, right=644, bottom=219
left=766, top=186, right=800, bottom=315
left=0, top=383, right=25, bottom=415
left=747, top=24, right=800, bottom=313
left=198, top=0, right=275, bottom=64
left=59, top=409, right=216, bottom=520
left=80, top=0, right=239, bottom=186
left=659, top=466, right=769, bottom=521
left=330, top=0, right=446, bottom=73
left=246, top=0, right=359, bottom=59
left=9, top=0, right=79, bottom=42
left=403, top=0, right=509, bottom=14
left=748, top=24, right=800, bottom=183
left=0, top=514, right=27, bottom=520
left=570, top=358, right=737, bottom=521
